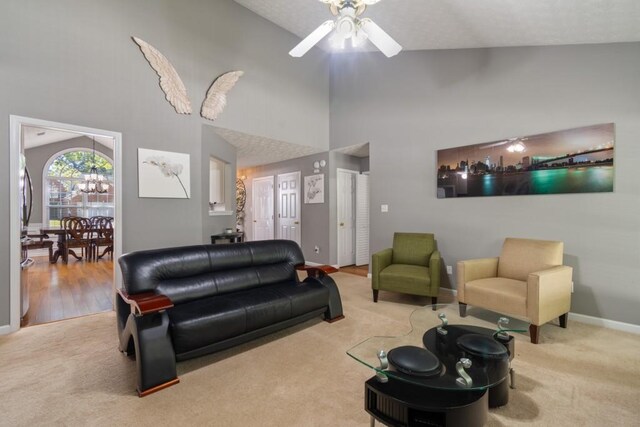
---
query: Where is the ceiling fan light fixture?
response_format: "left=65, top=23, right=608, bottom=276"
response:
left=351, top=28, right=368, bottom=47
left=336, top=15, right=356, bottom=37
left=290, top=0, right=401, bottom=58
left=330, top=32, right=347, bottom=49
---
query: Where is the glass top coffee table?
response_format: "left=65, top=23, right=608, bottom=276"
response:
left=347, top=304, right=528, bottom=427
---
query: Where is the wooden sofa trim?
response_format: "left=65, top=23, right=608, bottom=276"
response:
left=117, top=288, right=174, bottom=315
left=295, top=264, right=338, bottom=278
left=138, top=378, right=180, bottom=397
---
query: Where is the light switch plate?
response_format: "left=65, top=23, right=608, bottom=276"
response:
left=381, top=204, right=389, bottom=213
left=446, top=265, right=453, bottom=274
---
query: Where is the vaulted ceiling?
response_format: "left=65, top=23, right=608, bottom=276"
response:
left=235, top=0, right=640, bottom=53
left=226, top=0, right=639, bottom=167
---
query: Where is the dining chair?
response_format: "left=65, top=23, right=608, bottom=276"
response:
left=91, top=216, right=114, bottom=260
left=61, top=217, right=93, bottom=263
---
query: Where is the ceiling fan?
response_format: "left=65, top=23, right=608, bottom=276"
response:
left=289, top=0, right=402, bottom=58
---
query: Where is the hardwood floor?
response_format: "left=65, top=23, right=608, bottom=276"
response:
left=22, top=255, right=113, bottom=327
left=340, top=264, right=369, bottom=277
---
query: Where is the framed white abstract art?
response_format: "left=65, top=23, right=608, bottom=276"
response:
left=138, top=148, right=191, bottom=198
left=304, top=174, right=324, bottom=204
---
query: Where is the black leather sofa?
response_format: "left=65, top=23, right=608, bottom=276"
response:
left=116, top=240, right=344, bottom=396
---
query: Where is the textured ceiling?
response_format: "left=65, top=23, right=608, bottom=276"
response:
left=23, top=126, right=114, bottom=150
left=214, top=127, right=325, bottom=168
left=234, top=0, right=640, bottom=53
left=332, top=142, right=369, bottom=158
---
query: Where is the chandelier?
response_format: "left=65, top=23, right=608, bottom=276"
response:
left=77, top=137, right=109, bottom=194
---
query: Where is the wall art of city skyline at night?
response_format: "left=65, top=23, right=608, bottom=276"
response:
left=437, top=123, right=614, bottom=198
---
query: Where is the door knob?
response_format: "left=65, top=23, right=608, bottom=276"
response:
left=294, top=221, right=299, bottom=224
left=340, top=222, right=344, bottom=226
left=253, top=220, right=257, bottom=223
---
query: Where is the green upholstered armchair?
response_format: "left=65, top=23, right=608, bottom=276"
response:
left=372, top=233, right=441, bottom=308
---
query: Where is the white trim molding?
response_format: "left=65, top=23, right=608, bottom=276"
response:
left=437, top=287, right=639, bottom=335
left=569, top=312, right=640, bottom=335
left=5, top=115, right=123, bottom=335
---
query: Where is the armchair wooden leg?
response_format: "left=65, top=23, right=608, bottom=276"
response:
left=459, top=302, right=467, bottom=317
left=559, top=313, right=568, bottom=328
left=373, top=289, right=379, bottom=303
left=529, top=324, right=540, bottom=344
left=431, top=297, right=437, bottom=310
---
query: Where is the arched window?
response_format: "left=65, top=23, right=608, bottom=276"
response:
left=43, top=148, right=114, bottom=226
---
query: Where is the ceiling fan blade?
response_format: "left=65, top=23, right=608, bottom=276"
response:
left=360, top=18, right=402, bottom=57
left=289, top=20, right=335, bottom=57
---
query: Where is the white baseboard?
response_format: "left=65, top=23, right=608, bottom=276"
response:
left=0, top=324, right=16, bottom=336
left=569, top=312, right=640, bottom=335
left=441, top=289, right=638, bottom=335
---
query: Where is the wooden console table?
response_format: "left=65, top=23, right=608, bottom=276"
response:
left=210, top=232, right=244, bottom=244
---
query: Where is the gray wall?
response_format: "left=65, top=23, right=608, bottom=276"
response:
left=360, top=156, right=370, bottom=173
left=330, top=43, right=640, bottom=325
left=239, top=152, right=331, bottom=264
left=25, top=136, right=113, bottom=224
left=0, top=0, right=330, bottom=327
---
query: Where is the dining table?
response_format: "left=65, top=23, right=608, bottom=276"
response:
left=41, top=227, right=111, bottom=264
left=40, top=228, right=69, bottom=263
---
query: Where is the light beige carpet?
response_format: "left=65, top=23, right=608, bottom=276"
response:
left=0, top=272, right=638, bottom=426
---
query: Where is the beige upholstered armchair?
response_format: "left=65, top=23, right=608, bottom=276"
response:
left=457, top=238, right=573, bottom=344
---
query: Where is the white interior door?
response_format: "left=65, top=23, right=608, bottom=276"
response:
left=277, top=171, right=301, bottom=246
left=355, top=173, right=370, bottom=266
left=337, top=169, right=357, bottom=267
left=252, top=176, right=274, bottom=241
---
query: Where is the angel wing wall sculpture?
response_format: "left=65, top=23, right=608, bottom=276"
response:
left=201, top=71, right=244, bottom=121
left=132, top=36, right=192, bottom=115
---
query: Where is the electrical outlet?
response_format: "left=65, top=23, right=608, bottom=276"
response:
left=571, top=281, right=574, bottom=293
left=314, top=246, right=320, bottom=254
left=381, top=204, right=389, bottom=213
left=446, top=265, right=453, bottom=275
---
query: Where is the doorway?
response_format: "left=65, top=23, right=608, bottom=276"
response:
left=337, top=168, right=370, bottom=269
left=8, top=116, right=122, bottom=333
left=337, top=169, right=357, bottom=267
left=277, top=171, right=301, bottom=246
left=252, top=175, right=274, bottom=241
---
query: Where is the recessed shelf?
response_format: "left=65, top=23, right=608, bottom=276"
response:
left=209, top=210, right=233, bottom=216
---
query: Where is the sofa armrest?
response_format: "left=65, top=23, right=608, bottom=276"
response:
left=456, top=257, right=499, bottom=302
left=429, top=250, right=441, bottom=291
left=116, top=288, right=174, bottom=316
left=295, top=264, right=338, bottom=279
left=303, top=274, right=344, bottom=322
left=372, top=248, right=393, bottom=290
left=527, top=265, right=573, bottom=325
